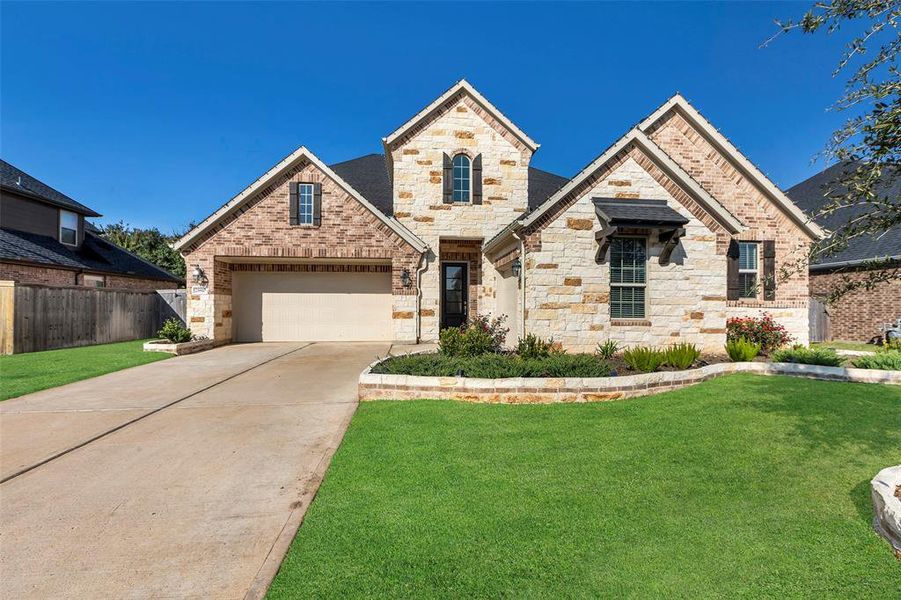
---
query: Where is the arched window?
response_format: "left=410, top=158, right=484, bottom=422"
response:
left=452, top=154, right=471, bottom=202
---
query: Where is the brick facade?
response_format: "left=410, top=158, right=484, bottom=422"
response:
left=810, top=267, right=901, bottom=342
left=180, top=157, right=422, bottom=343
left=0, top=261, right=176, bottom=292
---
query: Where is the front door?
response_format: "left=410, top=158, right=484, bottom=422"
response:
left=441, top=262, right=468, bottom=329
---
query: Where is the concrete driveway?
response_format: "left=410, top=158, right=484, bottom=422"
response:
left=0, top=342, right=388, bottom=599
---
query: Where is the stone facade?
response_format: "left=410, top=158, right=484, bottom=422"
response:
left=810, top=267, right=901, bottom=342
left=387, top=92, right=532, bottom=339
left=0, top=261, right=177, bottom=292
left=178, top=83, right=819, bottom=349
left=180, top=156, right=422, bottom=343
left=646, top=108, right=812, bottom=344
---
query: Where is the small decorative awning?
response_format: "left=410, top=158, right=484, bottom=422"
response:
left=592, top=198, right=689, bottom=265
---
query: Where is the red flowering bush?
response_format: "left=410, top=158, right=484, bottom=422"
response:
left=726, top=313, right=792, bottom=355
left=439, top=314, right=509, bottom=357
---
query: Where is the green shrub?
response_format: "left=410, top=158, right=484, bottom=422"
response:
left=852, top=350, right=901, bottom=371
left=157, top=318, right=192, bottom=343
left=371, top=353, right=611, bottom=378
left=438, top=315, right=508, bottom=357
left=621, top=346, right=665, bottom=373
left=595, top=339, right=619, bottom=360
left=663, top=343, right=700, bottom=370
left=880, top=337, right=901, bottom=352
left=771, top=346, right=842, bottom=367
left=516, top=334, right=564, bottom=360
left=725, top=337, right=760, bottom=362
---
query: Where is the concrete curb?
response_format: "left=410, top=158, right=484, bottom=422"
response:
left=359, top=360, right=901, bottom=403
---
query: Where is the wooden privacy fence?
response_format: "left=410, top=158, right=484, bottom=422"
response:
left=0, top=281, right=187, bottom=354
left=809, top=297, right=830, bottom=343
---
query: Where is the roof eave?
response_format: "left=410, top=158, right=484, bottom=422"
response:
left=0, top=184, right=102, bottom=218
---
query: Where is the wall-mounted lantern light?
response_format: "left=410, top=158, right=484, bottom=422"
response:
left=511, top=258, right=522, bottom=278
left=192, top=265, right=208, bottom=286
left=400, top=267, right=412, bottom=289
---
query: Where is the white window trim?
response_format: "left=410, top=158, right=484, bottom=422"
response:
left=82, top=274, right=105, bottom=288
left=59, top=210, right=78, bottom=246
left=297, top=183, right=315, bottom=226
left=452, top=153, right=472, bottom=203
left=609, top=236, right=648, bottom=320
left=738, top=241, right=759, bottom=299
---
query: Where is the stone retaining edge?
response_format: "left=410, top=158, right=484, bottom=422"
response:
left=359, top=360, right=901, bottom=403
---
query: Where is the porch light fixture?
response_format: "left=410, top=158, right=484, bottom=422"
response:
left=192, top=265, right=208, bottom=286
left=400, top=267, right=412, bottom=289
left=511, top=258, right=522, bottom=278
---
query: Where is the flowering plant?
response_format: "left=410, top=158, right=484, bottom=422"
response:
left=726, top=313, right=792, bottom=355
left=439, top=314, right=509, bottom=357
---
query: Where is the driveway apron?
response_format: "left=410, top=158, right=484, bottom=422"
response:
left=0, top=342, right=387, bottom=599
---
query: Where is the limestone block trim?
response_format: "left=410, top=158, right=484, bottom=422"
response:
left=359, top=361, right=900, bottom=404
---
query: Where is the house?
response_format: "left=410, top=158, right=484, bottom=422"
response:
left=174, top=80, right=824, bottom=352
left=787, top=163, right=900, bottom=342
left=1, top=159, right=182, bottom=291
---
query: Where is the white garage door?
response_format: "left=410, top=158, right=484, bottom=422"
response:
left=232, top=270, right=393, bottom=342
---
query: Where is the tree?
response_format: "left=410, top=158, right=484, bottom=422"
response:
left=100, top=221, right=187, bottom=279
left=767, top=0, right=900, bottom=300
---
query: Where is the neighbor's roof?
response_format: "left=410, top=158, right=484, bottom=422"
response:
left=0, top=159, right=101, bottom=217
left=786, top=161, right=901, bottom=269
left=329, top=153, right=569, bottom=217
left=0, top=228, right=182, bottom=283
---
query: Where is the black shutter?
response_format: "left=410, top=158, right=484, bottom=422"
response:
left=443, top=153, right=453, bottom=204
left=763, top=240, right=776, bottom=301
left=726, top=239, right=740, bottom=300
left=289, top=183, right=299, bottom=225
left=313, top=183, right=322, bottom=227
left=472, top=154, right=483, bottom=205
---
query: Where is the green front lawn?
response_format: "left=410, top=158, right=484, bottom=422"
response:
left=0, top=339, right=170, bottom=400
left=813, top=340, right=879, bottom=353
left=269, top=374, right=901, bottom=598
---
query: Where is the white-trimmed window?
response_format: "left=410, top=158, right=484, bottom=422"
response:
left=452, top=154, right=471, bottom=202
left=83, top=274, right=105, bottom=288
left=298, top=183, right=314, bottom=225
left=610, top=237, right=647, bottom=319
left=60, top=210, right=78, bottom=245
left=738, top=242, right=758, bottom=298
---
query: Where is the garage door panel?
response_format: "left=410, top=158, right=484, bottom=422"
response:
left=233, top=270, right=392, bottom=342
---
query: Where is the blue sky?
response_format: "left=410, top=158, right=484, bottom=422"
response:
left=2, top=1, right=849, bottom=232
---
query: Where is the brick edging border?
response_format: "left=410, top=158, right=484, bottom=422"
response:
left=359, top=360, right=901, bottom=404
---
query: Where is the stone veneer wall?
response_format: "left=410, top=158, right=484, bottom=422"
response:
left=810, top=267, right=901, bottom=342
left=646, top=108, right=812, bottom=345
left=359, top=361, right=901, bottom=404
left=388, top=92, right=533, bottom=339
left=181, top=158, right=422, bottom=343
left=523, top=152, right=730, bottom=353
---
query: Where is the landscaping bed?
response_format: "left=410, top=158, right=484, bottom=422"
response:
left=270, top=375, right=901, bottom=598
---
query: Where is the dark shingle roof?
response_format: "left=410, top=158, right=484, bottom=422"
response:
left=0, top=159, right=100, bottom=217
left=0, top=228, right=182, bottom=283
left=328, top=153, right=569, bottom=218
left=594, top=198, right=690, bottom=226
left=786, top=162, right=901, bottom=267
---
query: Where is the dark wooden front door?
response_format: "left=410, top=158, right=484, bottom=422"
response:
left=441, top=262, right=468, bottom=329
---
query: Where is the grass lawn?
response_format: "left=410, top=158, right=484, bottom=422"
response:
left=269, top=374, right=901, bottom=598
left=813, top=340, right=879, bottom=353
left=0, top=339, right=170, bottom=400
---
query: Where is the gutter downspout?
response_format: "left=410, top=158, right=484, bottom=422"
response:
left=415, top=251, right=429, bottom=343
left=511, top=231, right=526, bottom=340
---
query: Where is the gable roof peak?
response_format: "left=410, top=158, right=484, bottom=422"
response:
left=382, top=79, right=539, bottom=153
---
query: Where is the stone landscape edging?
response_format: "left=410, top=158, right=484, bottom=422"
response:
left=359, top=360, right=901, bottom=404
left=143, top=338, right=214, bottom=356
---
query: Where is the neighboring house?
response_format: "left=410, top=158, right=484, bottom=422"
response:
left=787, top=163, right=900, bottom=342
left=0, top=160, right=181, bottom=291
left=175, top=80, right=824, bottom=351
